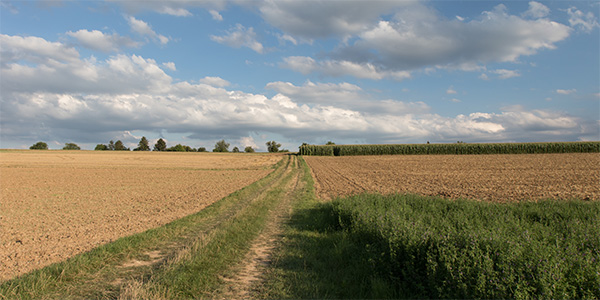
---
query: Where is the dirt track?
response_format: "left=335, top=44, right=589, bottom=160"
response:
left=304, top=153, right=600, bottom=202
left=0, top=151, right=281, bottom=281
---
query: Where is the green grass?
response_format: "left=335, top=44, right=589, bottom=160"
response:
left=0, top=156, right=290, bottom=299
left=260, top=168, right=600, bottom=299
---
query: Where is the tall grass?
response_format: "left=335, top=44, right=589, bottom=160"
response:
left=333, top=194, right=600, bottom=299
left=299, top=141, right=600, bottom=156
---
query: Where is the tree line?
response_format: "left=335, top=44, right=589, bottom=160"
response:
left=29, top=137, right=289, bottom=153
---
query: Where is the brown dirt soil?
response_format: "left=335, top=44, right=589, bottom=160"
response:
left=304, top=153, right=600, bottom=202
left=0, top=150, right=281, bottom=281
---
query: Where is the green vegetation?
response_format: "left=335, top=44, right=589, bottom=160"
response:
left=244, top=146, right=255, bottom=153
left=94, top=144, right=108, bottom=150
left=62, top=143, right=80, bottom=150
left=166, top=144, right=195, bottom=152
left=232, top=146, right=240, bottom=153
left=266, top=140, right=281, bottom=153
left=213, top=139, right=230, bottom=152
left=29, top=142, right=48, bottom=150
left=262, top=191, right=600, bottom=299
left=133, top=136, right=150, bottom=151
left=154, top=138, right=167, bottom=151
left=299, top=141, right=600, bottom=156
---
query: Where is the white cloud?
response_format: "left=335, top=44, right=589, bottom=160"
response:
left=159, top=6, right=192, bottom=17
left=209, top=9, right=223, bottom=21
left=479, top=73, right=489, bottom=80
left=523, top=1, right=550, bottom=19
left=450, top=98, right=461, bottom=103
left=199, top=76, right=230, bottom=87
left=281, top=56, right=411, bottom=81
left=567, top=7, right=599, bottom=32
left=162, top=62, right=176, bottom=71
left=126, top=16, right=170, bottom=45
left=258, top=0, right=414, bottom=40
left=280, top=3, right=570, bottom=80
left=446, top=87, right=457, bottom=94
left=1, top=34, right=594, bottom=148
left=556, top=89, right=577, bottom=95
left=210, top=24, right=264, bottom=54
left=66, top=29, right=139, bottom=52
left=239, top=136, right=258, bottom=150
left=490, top=69, right=521, bottom=79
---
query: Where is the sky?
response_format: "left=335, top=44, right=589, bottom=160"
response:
left=1, top=0, right=599, bottom=151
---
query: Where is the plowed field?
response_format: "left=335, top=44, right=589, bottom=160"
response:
left=0, top=151, right=282, bottom=281
left=305, top=153, right=600, bottom=201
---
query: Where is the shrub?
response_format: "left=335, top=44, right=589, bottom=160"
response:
left=30, top=142, right=48, bottom=150
left=213, top=140, right=230, bottom=152
left=244, top=146, right=255, bottom=153
left=94, top=144, right=108, bottom=150
left=62, top=143, right=80, bottom=150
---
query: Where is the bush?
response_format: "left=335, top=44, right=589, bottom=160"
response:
left=94, top=144, right=108, bottom=150
left=266, top=141, right=281, bottom=153
left=232, top=146, right=240, bottom=153
left=197, top=147, right=207, bottom=152
left=154, top=138, right=167, bottom=151
left=244, top=146, right=255, bottom=153
left=166, top=144, right=194, bottom=152
left=62, top=143, right=80, bottom=150
left=30, top=142, right=48, bottom=150
left=213, top=139, right=230, bottom=152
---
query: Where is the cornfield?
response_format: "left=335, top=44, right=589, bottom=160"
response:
left=299, top=142, right=600, bottom=156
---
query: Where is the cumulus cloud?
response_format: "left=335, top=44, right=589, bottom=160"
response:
left=1, top=33, right=593, bottom=148
left=210, top=24, right=264, bottom=53
left=567, top=7, right=599, bottom=32
left=279, top=3, right=570, bottom=80
left=162, top=62, right=176, bottom=71
left=258, top=0, right=413, bottom=40
left=490, top=69, right=521, bottom=79
left=209, top=9, right=223, bottom=21
left=281, top=56, right=411, bottom=81
left=446, top=87, right=457, bottom=94
left=556, top=89, right=577, bottom=95
left=66, top=29, right=140, bottom=52
left=199, top=76, right=230, bottom=87
left=523, top=1, right=550, bottom=19
left=126, top=16, right=170, bottom=45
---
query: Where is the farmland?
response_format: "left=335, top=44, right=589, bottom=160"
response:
left=304, top=153, right=600, bottom=201
left=0, top=150, right=281, bottom=282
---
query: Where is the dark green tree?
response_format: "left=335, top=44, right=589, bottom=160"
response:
left=213, top=139, right=230, bottom=152
left=197, top=147, right=207, bottom=152
left=63, top=143, right=80, bottom=150
left=232, top=146, right=240, bottom=153
left=244, top=146, right=255, bottom=153
left=108, top=140, right=115, bottom=150
left=134, top=136, right=150, bottom=151
left=154, top=138, right=167, bottom=151
left=114, top=140, right=129, bottom=151
left=266, top=141, right=281, bottom=153
left=326, top=141, right=336, bottom=145
left=30, top=141, right=48, bottom=150
left=95, top=144, right=108, bottom=150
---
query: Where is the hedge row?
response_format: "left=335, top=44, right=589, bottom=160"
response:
left=299, top=142, right=600, bottom=156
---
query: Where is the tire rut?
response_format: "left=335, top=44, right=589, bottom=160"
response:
left=215, top=155, right=301, bottom=300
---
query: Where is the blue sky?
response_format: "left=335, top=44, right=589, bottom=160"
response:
left=1, top=0, right=598, bottom=151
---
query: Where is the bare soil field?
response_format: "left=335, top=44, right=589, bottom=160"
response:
left=0, top=150, right=282, bottom=281
left=305, top=153, right=600, bottom=202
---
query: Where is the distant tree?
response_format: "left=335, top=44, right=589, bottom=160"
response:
left=197, top=147, right=207, bottom=152
left=244, top=146, right=255, bottom=153
left=213, top=139, right=230, bottom=152
left=108, top=140, right=115, bottom=150
left=154, top=138, right=167, bottom=151
left=30, top=141, right=48, bottom=150
left=95, top=144, right=108, bottom=150
left=232, top=146, right=240, bottom=153
left=326, top=141, right=336, bottom=145
left=63, top=143, right=80, bottom=150
left=114, top=140, right=129, bottom=151
left=266, top=141, right=281, bottom=153
left=134, top=136, right=150, bottom=151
